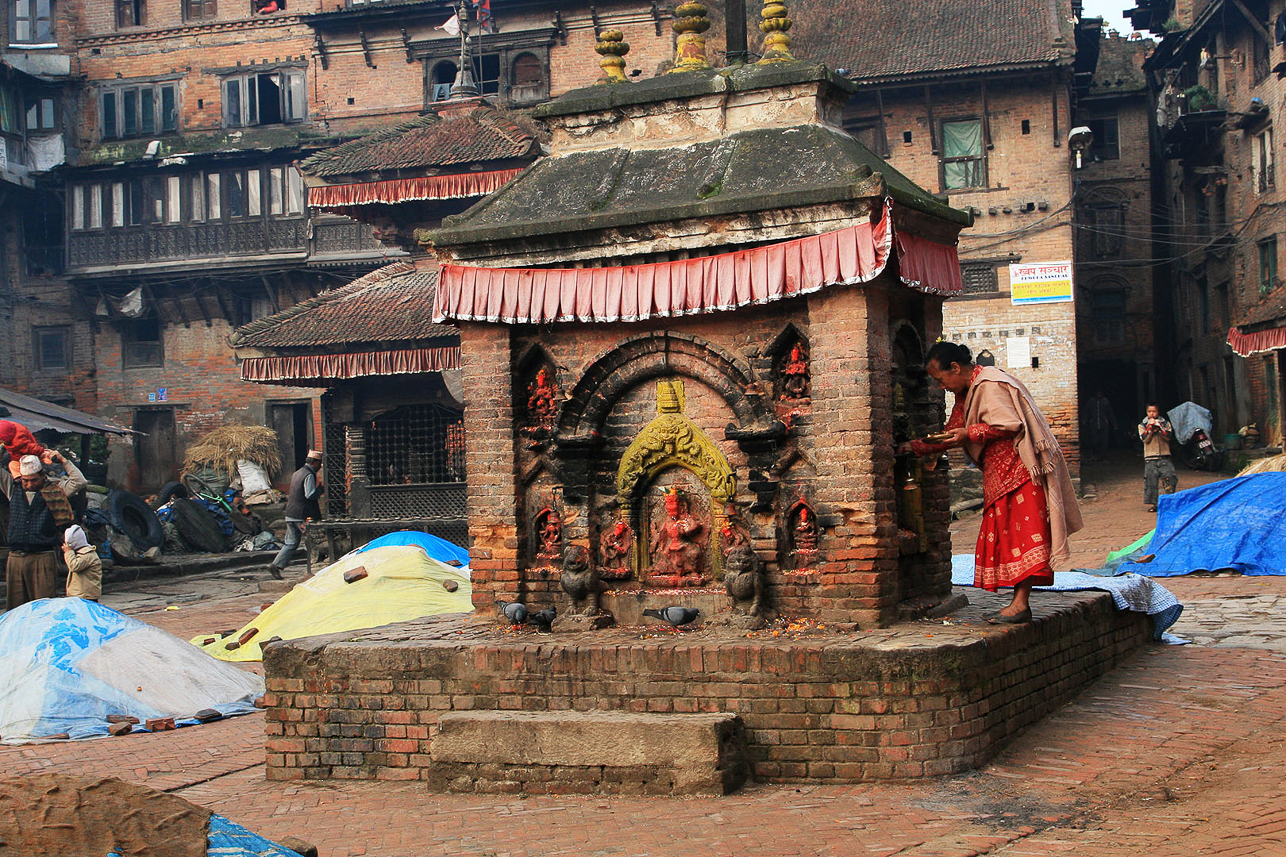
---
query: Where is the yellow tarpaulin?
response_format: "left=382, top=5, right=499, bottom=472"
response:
left=191, top=544, right=473, bottom=662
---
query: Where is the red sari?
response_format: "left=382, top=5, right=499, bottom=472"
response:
left=911, top=367, right=1053, bottom=591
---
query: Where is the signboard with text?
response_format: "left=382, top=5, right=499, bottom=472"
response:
left=1009, top=261, right=1073, bottom=305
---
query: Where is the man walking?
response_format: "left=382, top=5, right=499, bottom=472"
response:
left=2, top=452, right=87, bottom=609
left=1139, top=404, right=1178, bottom=512
left=268, top=449, right=323, bottom=579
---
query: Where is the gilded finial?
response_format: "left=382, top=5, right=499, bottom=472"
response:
left=669, top=1, right=712, bottom=73
left=656, top=379, right=686, bottom=414
left=758, top=0, right=793, bottom=63
left=596, top=29, right=631, bottom=83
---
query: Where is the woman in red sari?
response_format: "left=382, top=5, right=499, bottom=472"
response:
left=904, top=342, right=1082, bottom=623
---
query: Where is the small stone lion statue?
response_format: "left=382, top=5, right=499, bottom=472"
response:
left=558, top=544, right=599, bottom=615
left=723, top=545, right=765, bottom=618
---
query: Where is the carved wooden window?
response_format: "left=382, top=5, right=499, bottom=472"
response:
left=510, top=53, right=547, bottom=105
left=183, top=0, right=215, bottom=19
left=1260, top=237, right=1279, bottom=297
left=25, top=96, right=54, bottom=130
left=11, top=0, right=53, bottom=44
left=100, top=82, right=177, bottom=139
left=71, top=184, right=105, bottom=230
left=1254, top=129, right=1274, bottom=195
left=116, top=0, right=144, bottom=28
left=1088, top=207, right=1123, bottom=259
left=122, top=318, right=163, bottom=369
left=960, top=262, right=999, bottom=295
left=222, top=69, right=305, bottom=127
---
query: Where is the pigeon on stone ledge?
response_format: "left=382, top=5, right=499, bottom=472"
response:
left=529, top=607, right=556, bottom=631
left=643, top=606, right=700, bottom=628
left=496, top=599, right=529, bottom=625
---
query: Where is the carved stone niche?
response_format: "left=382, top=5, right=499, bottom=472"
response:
left=517, top=348, right=559, bottom=450
left=770, top=328, right=811, bottom=405
left=597, top=515, right=634, bottom=581
left=786, top=497, right=819, bottom=571
left=533, top=505, right=564, bottom=566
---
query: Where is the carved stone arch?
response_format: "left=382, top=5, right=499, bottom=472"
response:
left=764, top=321, right=809, bottom=362
left=557, top=331, right=770, bottom=439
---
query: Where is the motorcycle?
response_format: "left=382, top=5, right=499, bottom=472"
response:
left=1168, top=401, right=1223, bottom=471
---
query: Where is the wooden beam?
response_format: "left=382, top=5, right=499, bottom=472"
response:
left=213, top=289, right=235, bottom=326
left=981, top=78, right=993, bottom=150
left=876, top=88, right=889, bottom=157
left=314, top=34, right=329, bottom=71
left=925, top=85, right=937, bottom=154
left=194, top=288, right=214, bottom=327
left=359, top=29, right=375, bottom=68
left=1051, top=72, right=1061, bottom=147
left=261, top=276, right=279, bottom=313
left=402, top=28, right=414, bottom=63
left=1230, top=0, right=1273, bottom=46
left=166, top=283, right=192, bottom=329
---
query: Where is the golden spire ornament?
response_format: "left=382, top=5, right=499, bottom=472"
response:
left=669, top=1, right=712, bottom=72
left=596, top=29, right=631, bottom=83
left=758, top=0, right=794, bottom=63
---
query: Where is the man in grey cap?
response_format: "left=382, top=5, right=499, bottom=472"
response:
left=2, top=451, right=86, bottom=609
left=268, top=449, right=323, bottom=579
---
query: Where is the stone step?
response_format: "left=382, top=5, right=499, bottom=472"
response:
left=428, top=710, right=747, bottom=795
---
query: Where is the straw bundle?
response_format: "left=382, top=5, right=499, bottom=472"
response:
left=1238, top=454, right=1286, bottom=476
left=182, top=425, right=282, bottom=480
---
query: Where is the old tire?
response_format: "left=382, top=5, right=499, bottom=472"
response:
left=168, top=496, right=228, bottom=553
left=226, top=505, right=261, bottom=536
left=151, top=481, right=189, bottom=509
left=106, top=490, right=165, bottom=550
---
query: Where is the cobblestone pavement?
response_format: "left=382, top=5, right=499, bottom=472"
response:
left=5, top=456, right=1286, bottom=856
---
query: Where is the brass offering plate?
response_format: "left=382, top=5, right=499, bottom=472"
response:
left=923, top=432, right=954, bottom=444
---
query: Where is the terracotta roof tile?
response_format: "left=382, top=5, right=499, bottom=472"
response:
left=788, top=0, right=1074, bottom=82
left=230, top=263, right=457, bottom=349
left=299, top=105, right=545, bottom=178
left=1236, top=286, right=1286, bottom=329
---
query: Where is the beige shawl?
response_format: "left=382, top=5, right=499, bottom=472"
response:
left=961, top=366, right=1084, bottom=569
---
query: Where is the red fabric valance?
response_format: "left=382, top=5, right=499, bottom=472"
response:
left=240, top=347, right=461, bottom=385
left=895, top=230, right=964, bottom=295
left=308, top=169, right=526, bottom=209
left=1228, top=325, right=1286, bottom=357
left=432, top=202, right=961, bottom=324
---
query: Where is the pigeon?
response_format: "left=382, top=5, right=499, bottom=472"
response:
left=643, top=606, right=700, bottom=628
left=496, top=599, right=529, bottom=625
left=529, top=607, right=556, bottom=631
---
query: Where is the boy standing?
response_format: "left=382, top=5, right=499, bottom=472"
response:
left=63, top=524, right=102, bottom=601
left=1139, top=405, right=1178, bottom=512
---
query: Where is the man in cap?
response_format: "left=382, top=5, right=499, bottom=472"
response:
left=268, top=449, right=324, bottom=579
left=1, top=450, right=86, bottom=609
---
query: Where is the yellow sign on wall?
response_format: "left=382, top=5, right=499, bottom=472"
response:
left=1009, top=261, right=1074, bottom=305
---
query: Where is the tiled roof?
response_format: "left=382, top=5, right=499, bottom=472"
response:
left=1236, top=286, right=1286, bottom=329
left=788, top=0, right=1074, bottom=82
left=229, top=263, right=458, bottom=349
left=1087, top=35, right=1150, bottom=95
left=298, top=105, right=545, bottom=178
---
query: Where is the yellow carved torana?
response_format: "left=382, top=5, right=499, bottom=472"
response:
left=616, top=379, right=736, bottom=505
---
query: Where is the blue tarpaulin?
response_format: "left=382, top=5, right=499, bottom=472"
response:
left=1117, top=473, right=1286, bottom=577
left=207, top=814, right=303, bottom=857
left=351, top=530, right=469, bottom=571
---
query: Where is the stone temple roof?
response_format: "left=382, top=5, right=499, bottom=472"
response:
left=787, top=0, right=1075, bottom=83
left=430, top=64, right=967, bottom=248
left=229, top=263, right=456, bottom=350
left=298, top=106, right=545, bottom=179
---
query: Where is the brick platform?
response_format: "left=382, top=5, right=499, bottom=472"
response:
left=262, top=588, right=1150, bottom=788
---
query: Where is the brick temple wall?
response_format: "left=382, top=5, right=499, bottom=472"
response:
left=263, top=590, right=1151, bottom=785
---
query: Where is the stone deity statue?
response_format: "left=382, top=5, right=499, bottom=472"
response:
left=537, top=509, right=563, bottom=561
left=527, top=368, right=558, bottom=422
left=648, top=488, right=706, bottom=586
left=599, top=518, right=633, bottom=580
left=780, top=344, right=810, bottom=400
left=793, top=505, right=818, bottom=554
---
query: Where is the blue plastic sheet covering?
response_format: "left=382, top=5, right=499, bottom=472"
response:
left=1117, top=473, right=1286, bottom=577
left=352, top=530, right=469, bottom=572
left=951, top=555, right=1184, bottom=639
left=207, top=814, right=303, bottom=857
left=1167, top=401, right=1212, bottom=445
left=0, top=598, right=263, bottom=743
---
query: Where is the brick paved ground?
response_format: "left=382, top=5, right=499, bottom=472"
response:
left=4, top=454, right=1285, bottom=856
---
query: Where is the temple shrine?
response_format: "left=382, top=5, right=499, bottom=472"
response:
left=264, top=3, right=1153, bottom=793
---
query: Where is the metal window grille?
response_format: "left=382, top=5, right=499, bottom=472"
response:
left=961, top=263, right=999, bottom=295
left=366, top=404, right=466, bottom=487
left=321, top=394, right=348, bottom=517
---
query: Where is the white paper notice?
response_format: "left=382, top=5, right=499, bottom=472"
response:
left=1007, top=336, right=1031, bottom=369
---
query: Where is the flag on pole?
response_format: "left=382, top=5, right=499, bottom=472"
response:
left=472, top=0, right=494, bottom=33
left=435, top=13, right=461, bottom=36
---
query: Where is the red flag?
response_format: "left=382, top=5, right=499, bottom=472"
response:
left=472, top=0, right=494, bottom=33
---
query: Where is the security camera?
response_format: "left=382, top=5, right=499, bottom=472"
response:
left=1067, top=126, right=1093, bottom=168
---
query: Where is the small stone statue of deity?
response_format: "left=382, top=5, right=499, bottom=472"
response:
left=723, top=544, right=766, bottom=618
left=559, top=544, right=599, bottom=614
left=792, top=504, right=818, bottom=554
left=527, top=368, right=558, bottom=422
left=648, top=488, right=706, bottom=586
left=599, top=518, right=633, bottom=580
left=536, top=508, right=563, bottom=561
left=780, top=344, right=810, bottom=400
left=719, top=507, right=750, bottom=558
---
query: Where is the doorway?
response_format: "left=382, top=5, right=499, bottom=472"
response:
left=133, top=408, right=178, bottom=491
left=270, top=401, right=313, bottom=481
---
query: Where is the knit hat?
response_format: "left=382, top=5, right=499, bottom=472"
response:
left=64, top=525, right=90, bottom=551
left=306, top=449, right=323, bottom=461
left=18, top=455, right=42, bottom=476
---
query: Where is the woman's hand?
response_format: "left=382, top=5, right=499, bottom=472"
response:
left=943, top=427, right=970, bottom=446
left=896, top=442, right=913, bottom=455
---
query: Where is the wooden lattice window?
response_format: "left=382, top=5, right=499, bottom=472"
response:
left=961, top=263, right=999, bottom=295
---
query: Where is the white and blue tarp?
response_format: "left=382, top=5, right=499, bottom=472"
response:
left=1115, top=474, right=1286, bottom=577
left=0, top=598, right=263, bottom=743
left=951, top=554, right=1184, bottom=639
left=206, top=814, right=304, bottom=857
